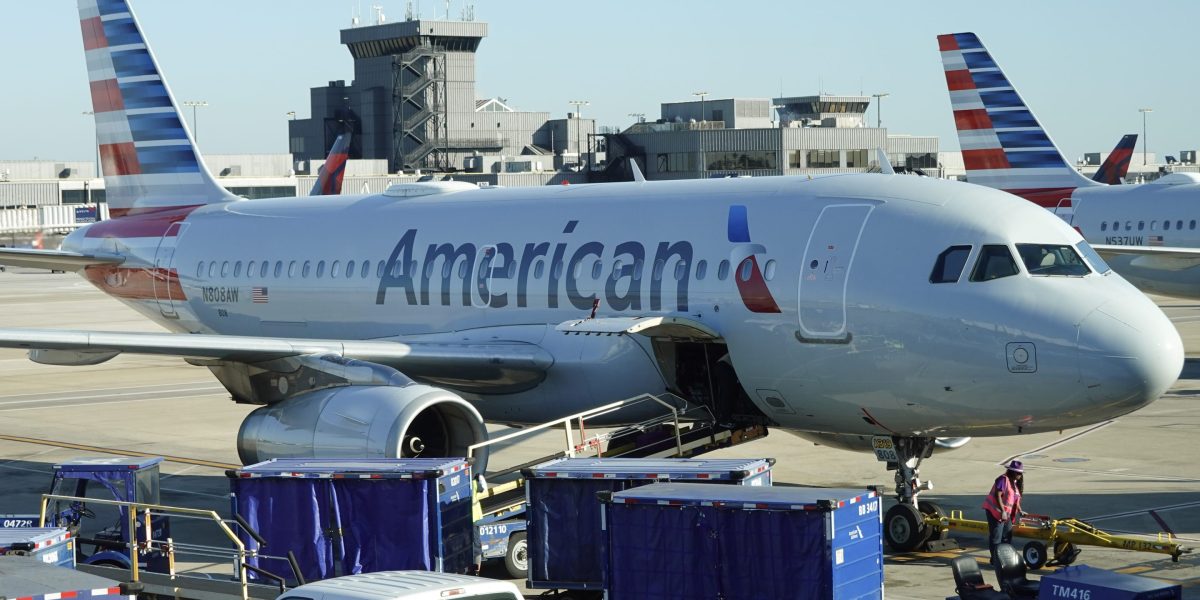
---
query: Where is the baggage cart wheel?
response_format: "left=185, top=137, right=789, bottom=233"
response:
left=884, top=503, right=929, bottom=552
left=1022, top=540, right=1047, bottom=570
left=918, top=500, right=948, bottom=541
left=504, top=531, right=528, bottom=579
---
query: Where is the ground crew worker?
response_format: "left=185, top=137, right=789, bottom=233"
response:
left=982, top=459, right=1024, bottom=565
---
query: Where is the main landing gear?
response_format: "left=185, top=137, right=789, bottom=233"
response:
left=880, top=436, right=947, bottom=552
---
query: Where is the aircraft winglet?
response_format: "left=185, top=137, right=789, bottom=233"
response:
left=629, top=157, right=646, bottom=183
left=875, top=148, right=895, bottom=175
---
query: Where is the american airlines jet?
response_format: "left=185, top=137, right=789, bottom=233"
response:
left=0, top=2, right=1184, bottom=540
left=939, top=32, right=1200, bottom=299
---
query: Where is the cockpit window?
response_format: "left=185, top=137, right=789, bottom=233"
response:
left=969, top=245, right=1019, bottom=282
left=1015, top=244, right=1091, bottom=276
left=930, top=245, right=971, bottom=284
left=1074, top=241, right=1112, bottom=274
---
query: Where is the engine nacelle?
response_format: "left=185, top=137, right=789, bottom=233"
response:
left=237, top=383, right=489, bottom=473
left=792, top=432, right=971, bottom=454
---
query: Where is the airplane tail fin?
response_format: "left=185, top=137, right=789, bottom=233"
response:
left=937, top=32, right=1098, bottom=207
left=78, top=0, right=237, bottom=217
left=310, top=132, right=352, bottom=196
left=1092, top=134, right=1137, bottom=185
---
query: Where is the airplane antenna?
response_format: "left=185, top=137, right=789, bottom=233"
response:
left=463, top=2, right=475, bottom=20
left=445, top=0, right=450, bottom=20
left=372, top=4, right=386, bottom=25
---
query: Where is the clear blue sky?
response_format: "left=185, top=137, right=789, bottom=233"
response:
left=4, top=1, right=1196, bottom=164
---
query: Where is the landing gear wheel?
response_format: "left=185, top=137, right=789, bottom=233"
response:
left=503, top=531, right=528, bottom=579
left=1022, top=540, right=1047, bottom=570
left=1052, top=541, right=1080, bottom=566
left=884, top=503, right=929, bottom=552
left=917, top=500, right=948, bottom=541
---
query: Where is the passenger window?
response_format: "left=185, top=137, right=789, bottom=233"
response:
left=1016, top=244, right=1090, bottom=276
left=552, top=262, right=563, bottom=280
left=572, top=260, right=582, bottom=279
left=288, top=261, right=297, bottom=278
left=220, top=261, right=229, bottom=277
left=316, top=261, right=325, bottom=278
left=764, top=259, right=776, bottom=281
left=930, top=245, right=971, bottom=284
left=1191, top=220, right=1196, bottom=230
left=234, top=261, right=242, bottom=278
left=361, top=261, right=370, bottom=279
left=1100, top=222, right=1107, bottom=232
left=533, top=260, right=545, bottom=279
left=507, top=261, right=516, bottom=278
left=1125, top=221, right=1132, bottom=230
left=739, top=258, right=753, bottom=282
left=695, top=259, right=707, bottom=280
left=260, top=261, right=269, bottom=278
left=674, top=261, right=687, bottom=281
left=652, top=259, right=665, bottom=281
left=274, top=261, right=282, bottom=278
left=247, top=261, right=256, bottom=277
left=591, top=260, right=603, bottom=280
left=1164, top=221, right=1171, bottom=231
left=344, top=260, right=354, bottom=278
left=208, top=262, right=217, bottom=278
left=1151, top=221, right=1157, bottom=231
left=331, top=261, right=340, bottom=278
left=717, top=260, right=730, bottom=280
left=1138, top=221, right=1144, bottom=231
left=1114, top=221, right=1121, bottom=231
left=969, top=245, right=1019, bottom=282
left=376, top=260, right=385, bottom=278
left=302, top=261, right=311, bottom=278
left=1177, top=220, right=1184, bottom=230
left=392, top=261, right=404, bottom=278
left=611, top=260, right=624, bottom=280
left=1075, top=242, right=1112, bottom=274
left=196, top=262, right=205, bottom=278
left=633, top=260, right=644, bottom=279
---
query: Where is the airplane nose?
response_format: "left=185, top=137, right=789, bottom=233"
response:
left=1076, top=297, right=1183, bottom=415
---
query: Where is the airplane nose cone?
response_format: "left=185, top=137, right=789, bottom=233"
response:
left=1077, top=298, right=1183, bottom=415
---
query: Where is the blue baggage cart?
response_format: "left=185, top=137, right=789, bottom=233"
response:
left=1039, top=564, right=1182, bottom=599
left=601, top=483, right=883, bottom=600
left=522, top=457, right=773, bottom=591
left=0, top=528, right=75, bottom=569
left=228, top=458, right=474, bottom=583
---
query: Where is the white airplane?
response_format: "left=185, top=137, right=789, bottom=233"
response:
left=939, top=32, right=1200, bottom=299
left=0, top=1, right=1184, bottom=542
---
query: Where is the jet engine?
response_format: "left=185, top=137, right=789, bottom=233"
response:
left=237, top=383, right=489, bottom=472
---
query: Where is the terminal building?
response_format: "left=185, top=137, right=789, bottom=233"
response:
left=602, top=95, right=941, bottom=181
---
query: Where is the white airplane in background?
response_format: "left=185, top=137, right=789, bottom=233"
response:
left=939, top=32, right=1200, bottom=299
left=0, top=1, right=1184, bottom=543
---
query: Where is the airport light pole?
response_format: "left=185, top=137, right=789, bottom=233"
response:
left=183, top=100, right=208, bottom=142
left=693, top=91, right=708, bottom=176
left=1139, top=108, right=1152, bottom=165
left=568, top=100, right=589, bottom=170
left=872, top=93, right=890, bottom=129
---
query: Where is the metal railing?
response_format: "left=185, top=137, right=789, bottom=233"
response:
left=39, top=493, right=253, bottom=600
left=0, top=205, right=110, bottom=234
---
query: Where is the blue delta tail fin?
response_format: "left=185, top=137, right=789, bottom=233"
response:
left=78, top=0, right=237, bottom=217
left=1092, top=134, right=1137, bottom=185
left=310, top=132, right=352, bottom=196
left=937, top=32, right=1098, bottom=207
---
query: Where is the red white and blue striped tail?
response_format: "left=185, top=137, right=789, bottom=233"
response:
left=938, top=32, right=1099, bottom=208
left=79, top=0, right=237, bottom=218
left=310, top=132, right=352, bottom=196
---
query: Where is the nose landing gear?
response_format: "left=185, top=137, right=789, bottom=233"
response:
left=880, top=436, right=940, bottom=551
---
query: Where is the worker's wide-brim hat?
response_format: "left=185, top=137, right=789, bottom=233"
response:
left=1006, top=460, right=1024, bottom=473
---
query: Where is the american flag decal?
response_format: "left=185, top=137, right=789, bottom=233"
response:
left=1149, top=235, right=1164, bottom=247
left=252, top=287, right=269, bottom=303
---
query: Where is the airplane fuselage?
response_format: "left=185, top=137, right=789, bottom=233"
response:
left=62, top=174, right=1182, bottom=440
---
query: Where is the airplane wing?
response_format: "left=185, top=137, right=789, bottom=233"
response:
left=0, top=328, right=553, bottom=384
left=1092, top=244, right=1200, bottom=270
left=556, top=316, right=722, bottom=340
left=0, top=248, right=125, bottom=272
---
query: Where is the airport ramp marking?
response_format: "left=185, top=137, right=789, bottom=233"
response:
left=1000, top=420, right=1114, bottom=467
left=0, top=433, right=238, bottom=470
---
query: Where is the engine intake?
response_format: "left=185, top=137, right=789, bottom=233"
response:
left=237, top=383, right=489, bottom=473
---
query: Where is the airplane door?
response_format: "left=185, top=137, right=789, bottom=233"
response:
left=153, top=222, right=189, bottom=319
left=797, top=204, right=874, bottom=342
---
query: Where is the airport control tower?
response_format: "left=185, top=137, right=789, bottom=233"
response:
left=290, top=11, right=563, bottom=173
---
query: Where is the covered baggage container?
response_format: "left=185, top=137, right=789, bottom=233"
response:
left=522, top=457, right=773, bottom=591
left=1039, top=565, right=1182, bottom=599
left=228, top=458, right=473, bottom=583
left=0, top=528, right=74, bottom=569
left=601, top=483, right=882, bottom=600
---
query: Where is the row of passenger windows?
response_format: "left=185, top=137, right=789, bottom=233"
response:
left=195, top=257, right=780, bottom=284
left=1100, top=219, right=1197, bottom=232
left=930, top=242, right=1106, bottom=284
